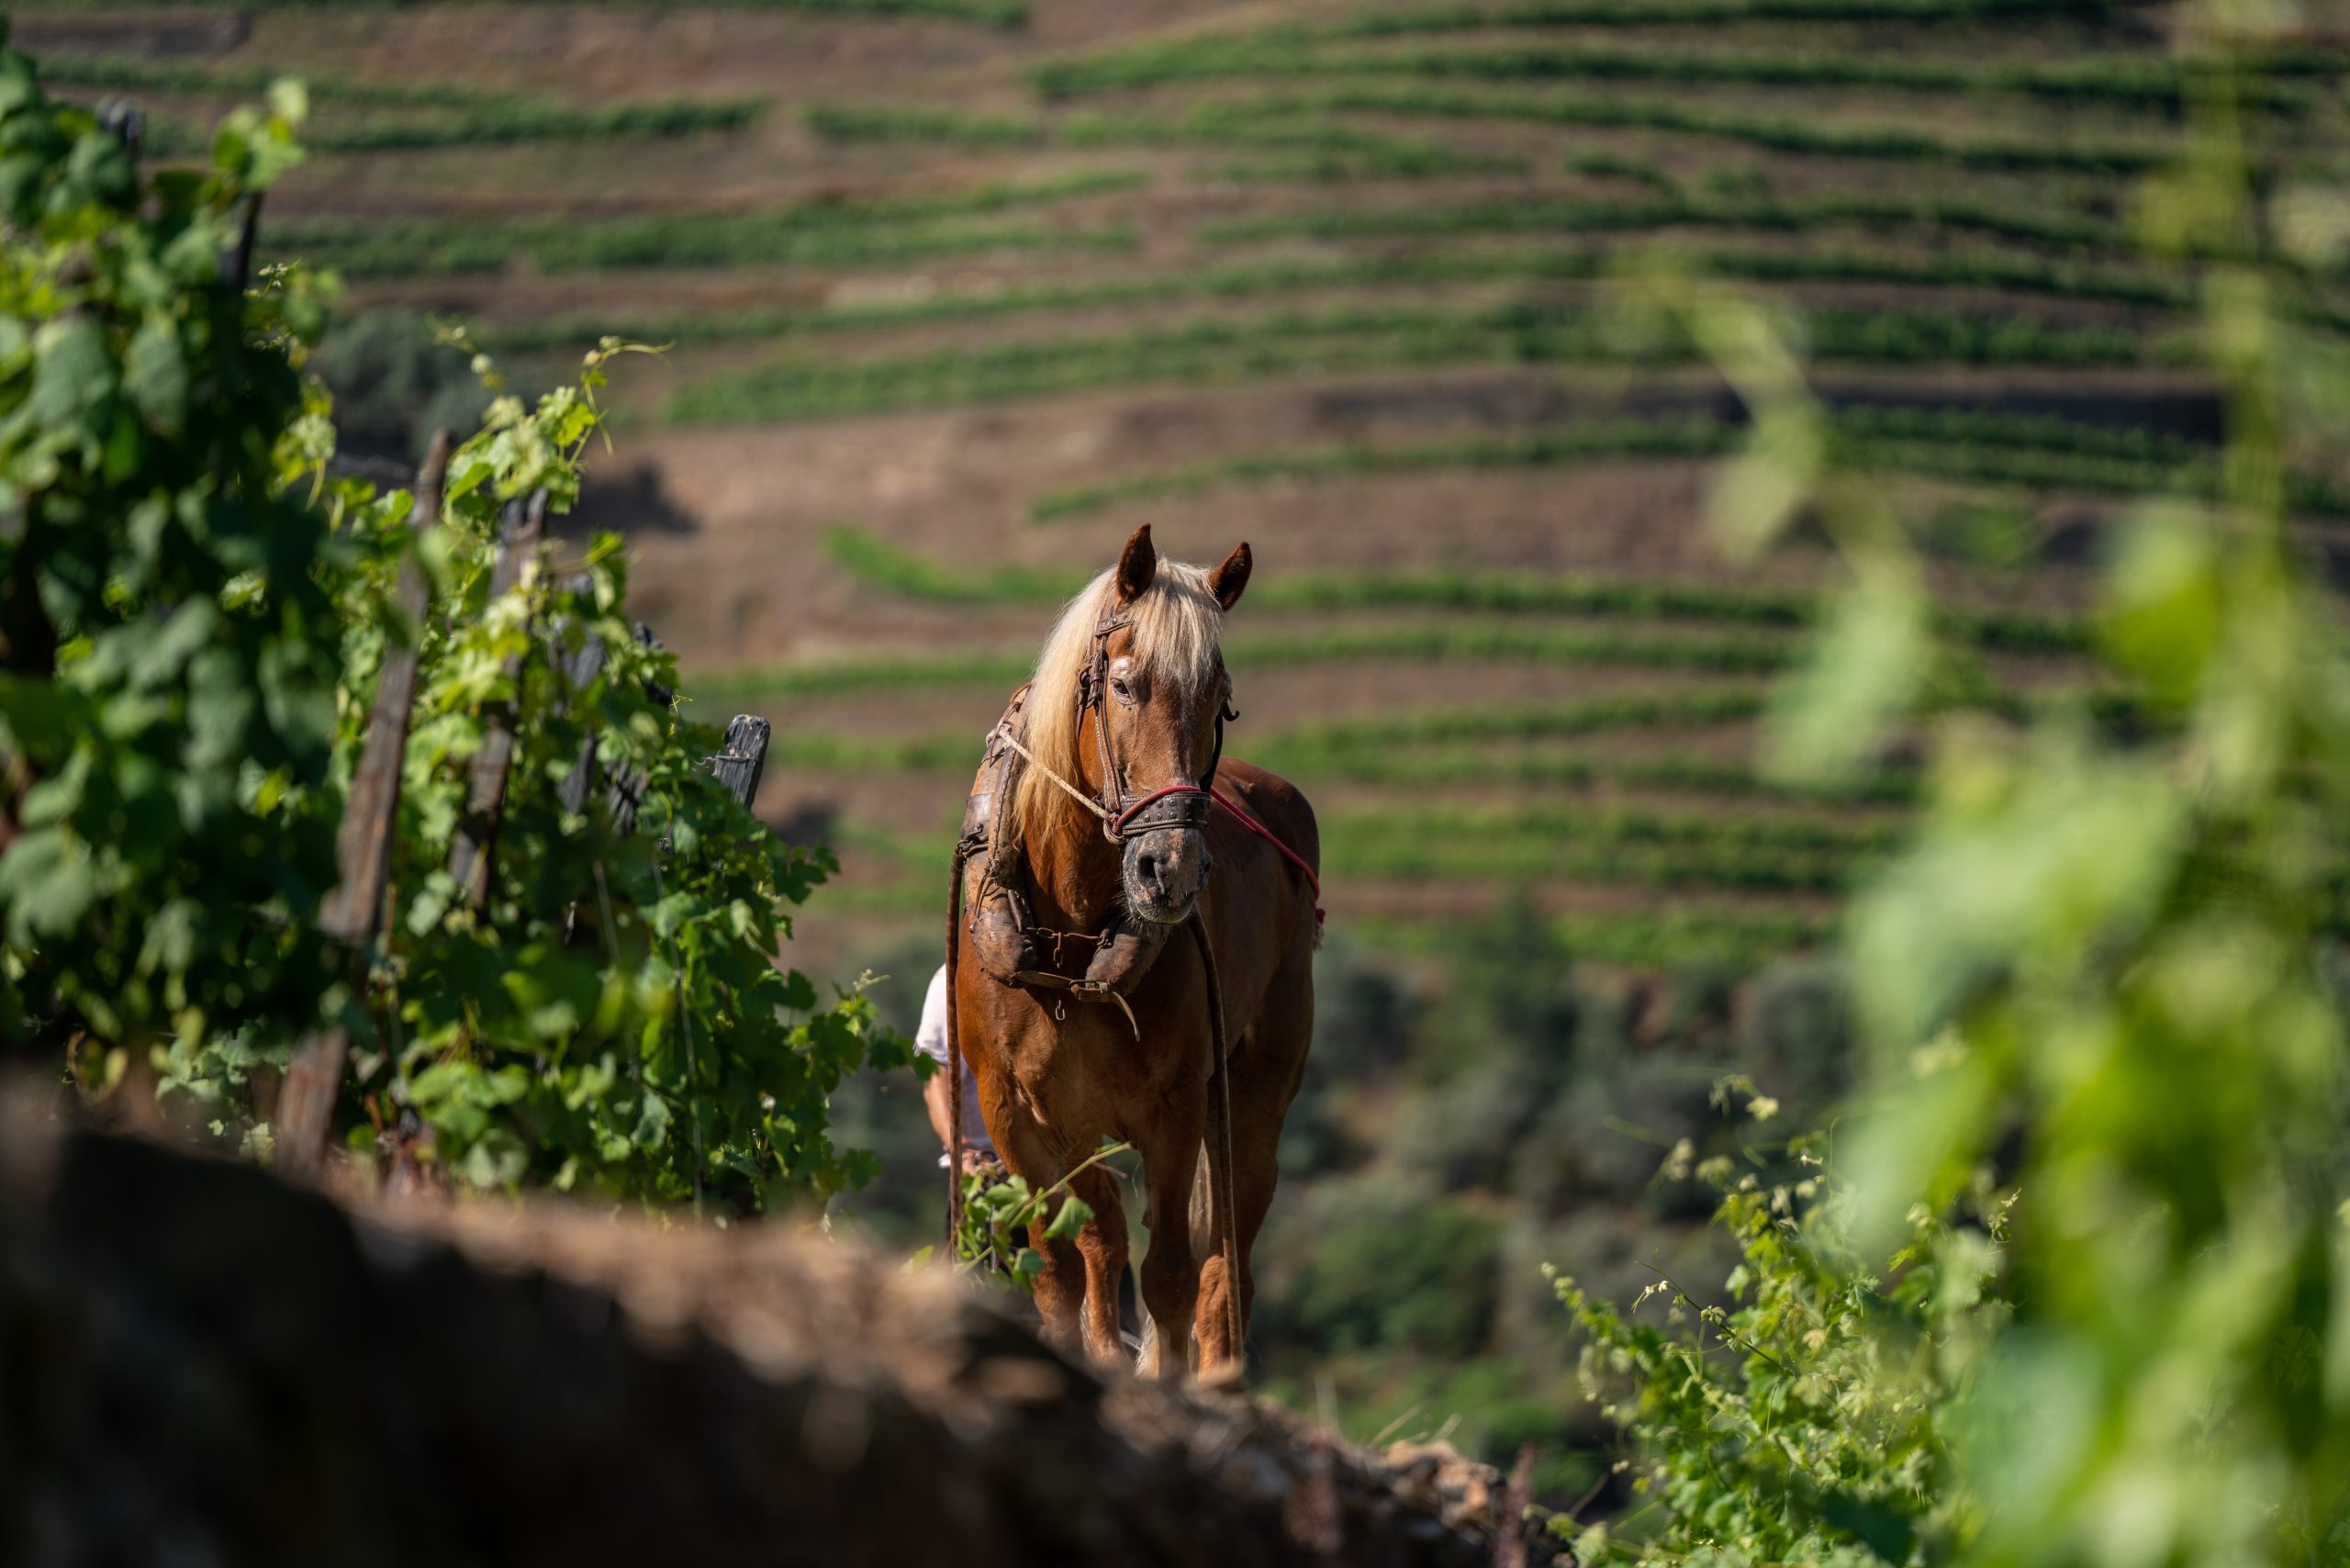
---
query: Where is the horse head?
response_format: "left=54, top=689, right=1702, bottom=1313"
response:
left=1012, top=524, right=1251, bottom=924
left=1097, top=525, right=1248, bottom=923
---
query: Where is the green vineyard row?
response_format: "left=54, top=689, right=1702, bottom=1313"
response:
left=660, top=300, right=2149, bottom=424
left=828, top=802, right=1888, bottom=894
left=1202, top=187, right=2123, bottom=255
left=1347, top=903, right=1835, bottom=969
left=476, top=241, right=2198, bottom=357
left=1023, top=409, right=2350, bottom=523
left=811, top=881, right=1836, bottom=970
left=1327, top=0, right=2120, bottom=37
left=39, top=54, right=768, bottom=152
left=803, top=98, right=1521, bottom=171
left=820, top=524, right=2091, bottom=654
left=759, top=700, right=1924, bottom=804
left=32, top=0, right=1026, bottom=21
left=811, top=83, right=2185, bottom=176
left=1031, top=35, right=2312, bottom=114
left=267, top=169, right=1139, bottom=276
left=766, top=690, right=1773, bottom=771
left=695, top=622, right=1807, bottom=701
left=1237, top=83, right=2183, bottom=173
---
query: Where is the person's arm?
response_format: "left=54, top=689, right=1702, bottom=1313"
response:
left=912, top=966, right=983, bottom=1169
left=923, top=1070, right=992, bottom=1170
left=922, top=1067, right=958, bottom=1153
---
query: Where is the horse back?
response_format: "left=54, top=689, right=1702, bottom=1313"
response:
left=1208, top=756, right=1320, bottom=890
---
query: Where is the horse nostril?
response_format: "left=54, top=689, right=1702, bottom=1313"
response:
left=1136, top=853, right=1160, bottom=890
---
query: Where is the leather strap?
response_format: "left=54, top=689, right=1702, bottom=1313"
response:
left=1080, top=607, right=1230, bottom=838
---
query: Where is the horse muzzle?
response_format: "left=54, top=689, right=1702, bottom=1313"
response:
left=1124, top=826, right=1210, bottom=924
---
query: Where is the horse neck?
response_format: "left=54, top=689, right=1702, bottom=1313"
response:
left=1024, top=703, right=1123, bottom=930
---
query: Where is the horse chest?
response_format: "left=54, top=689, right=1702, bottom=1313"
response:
left=1005, top=1011, right=1183, bottom=1130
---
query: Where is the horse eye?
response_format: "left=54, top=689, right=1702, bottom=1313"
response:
left=1111, top=677, right=1134, bottom=700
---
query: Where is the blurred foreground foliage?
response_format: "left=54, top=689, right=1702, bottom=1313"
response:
left=1555, top=1125, right=2006, bottom=1568
left=1554, top=7, right=2350, bottom=1566
left=0, top=33, right=905, bottom=1208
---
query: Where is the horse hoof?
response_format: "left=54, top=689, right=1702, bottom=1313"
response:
left=1193, top=1360, right=1248, bottom=1394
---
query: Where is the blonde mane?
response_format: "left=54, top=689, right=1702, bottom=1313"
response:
left=1014, top=556, right=1225, bottom=846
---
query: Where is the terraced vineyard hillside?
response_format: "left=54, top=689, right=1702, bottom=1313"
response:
left=21, top=0, right=2350, bottom=1484
left=22, top=0, right=2348, bottom=980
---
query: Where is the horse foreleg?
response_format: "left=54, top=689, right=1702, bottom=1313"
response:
left=992, top=1114, right=1088, bottom=1357
left=1070, top=1164, right=1129, bottom=1366
left=1194, top=1142, right=1271, bottom=1380
left=1136, top=1131, right=1202, bottom=1379
left=1200, top=941, right=1316, bottom=1380
left=1192, top=1144, right=1246, bottom=1379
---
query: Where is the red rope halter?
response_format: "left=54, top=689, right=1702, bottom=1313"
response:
left=1110, top=782, right=1323, bottom=928
left=1107, top=783, right=1210, bottom=836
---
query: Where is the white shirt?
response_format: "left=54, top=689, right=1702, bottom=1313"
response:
left=915, top=966, right=995, bottom=1162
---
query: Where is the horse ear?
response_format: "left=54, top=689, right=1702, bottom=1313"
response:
left=1209, top=542, right=1251, bottom=611
left=1113, top=524, right=1157, bottom=605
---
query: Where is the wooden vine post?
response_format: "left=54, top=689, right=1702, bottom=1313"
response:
left=275, top=431, right=453, bottom=1184
left=446, top=490, right=550, bottom=908
left=705, top=715, right=772, bottom=811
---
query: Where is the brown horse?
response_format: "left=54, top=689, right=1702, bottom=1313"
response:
left=951, top=525, right=1318, bottom=1377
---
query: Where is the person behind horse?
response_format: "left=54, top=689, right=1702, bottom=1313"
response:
left=914, top=963, right=995, bottom=1172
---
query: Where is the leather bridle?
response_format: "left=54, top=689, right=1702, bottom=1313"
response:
left=1077, top=604, right=1237, bottom=844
